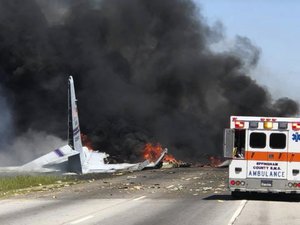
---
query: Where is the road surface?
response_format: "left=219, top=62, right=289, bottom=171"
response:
left=1, top=167, right=300, bottom=225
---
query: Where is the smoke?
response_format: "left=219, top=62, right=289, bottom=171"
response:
left=0, top=0, right=298, bottom=164
left=0, top=84, right=13, bottom=149
left=36, top=0, right=71, bottom=25
left=0, top=130, right=65, bottom=166
left=230, top=35, right=261, bottom=69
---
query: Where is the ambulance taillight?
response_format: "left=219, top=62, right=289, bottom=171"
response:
left=230, top=180, right=245, bottom=186
left=288, top=182, right=300, bottom=188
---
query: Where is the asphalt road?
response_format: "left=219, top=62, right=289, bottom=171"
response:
left=1, top=167, right=300, bottom=225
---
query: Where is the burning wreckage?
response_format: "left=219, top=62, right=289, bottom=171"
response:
left=143, top=143, right=192, bottom=168
left=0, top=76, right=169, bottom=174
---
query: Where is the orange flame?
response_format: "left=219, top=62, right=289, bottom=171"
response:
left=142, top=143, right=178, bottom=163
left=81, top=133, right=94, bottom=150
left=163, top=154, right=178, bottom=164
left=143, top=143, right=163, bottom=162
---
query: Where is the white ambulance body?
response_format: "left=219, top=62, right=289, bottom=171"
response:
left=224, top=116, right=300, bottom=194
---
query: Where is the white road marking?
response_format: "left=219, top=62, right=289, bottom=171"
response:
left=133, top=196, right=147, bottom=201
left=228, top=200, right=247, bottom=225
left=65, top=198, right=145, bottom=224
left=67, top=197, right=146, bottom=224
left=70, top=215, right=94, bottom=224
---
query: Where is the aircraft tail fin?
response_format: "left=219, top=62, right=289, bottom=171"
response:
left=154, top=148, right=168, bottom=166
left=68, top=76, right=86, bottom=165
left=145, top=148, right=168, bottom=169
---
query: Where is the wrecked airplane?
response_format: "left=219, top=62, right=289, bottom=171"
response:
left=0, top=76, right=167, bottom=174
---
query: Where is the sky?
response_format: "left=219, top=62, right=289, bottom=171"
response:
left=195, top=0, right=300, bottom=101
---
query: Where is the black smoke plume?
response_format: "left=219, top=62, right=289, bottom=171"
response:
left=0, top=0, right=298, bottom=164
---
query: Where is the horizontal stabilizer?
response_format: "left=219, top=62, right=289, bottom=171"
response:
left=21, top=145, right=78, bottom=172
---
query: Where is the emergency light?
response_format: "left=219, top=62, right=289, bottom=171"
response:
left=278, top=122, right=288, bottom=129
left=292, top=123, right=300, bottom=131
left=263, top=121, right=273, bottom=129
left=249, top=121, right=258, bottom=128
left=235, top=121, right=244, bottom=129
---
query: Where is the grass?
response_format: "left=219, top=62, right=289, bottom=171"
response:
left=0, top=172, right=120, bottom=198
left=0, top=175, right=76, bottom=197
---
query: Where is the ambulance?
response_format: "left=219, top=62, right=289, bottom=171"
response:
left=224, top=116, right=300, bottom=195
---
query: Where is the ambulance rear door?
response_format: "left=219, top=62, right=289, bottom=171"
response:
left=246, top=130, right=288, bottom=180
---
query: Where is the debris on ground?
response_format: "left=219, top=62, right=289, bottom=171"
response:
left=7, top=167, right=228, bottom=199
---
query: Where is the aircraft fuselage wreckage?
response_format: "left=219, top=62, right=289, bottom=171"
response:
left=0, top=76, right=167, bottom=174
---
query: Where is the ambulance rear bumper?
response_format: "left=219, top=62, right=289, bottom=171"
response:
left=229, top=178, right=300, bottom=193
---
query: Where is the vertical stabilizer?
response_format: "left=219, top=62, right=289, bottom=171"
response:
left=68, top=76, right=85, bottom=164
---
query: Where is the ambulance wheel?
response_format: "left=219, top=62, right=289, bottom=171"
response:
left=231, top=191, right=243, bottom=199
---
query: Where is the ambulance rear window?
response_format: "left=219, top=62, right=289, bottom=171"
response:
left=250, top=132, right=266, bottom=148
left=270, top=133, right=286, bottom=149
